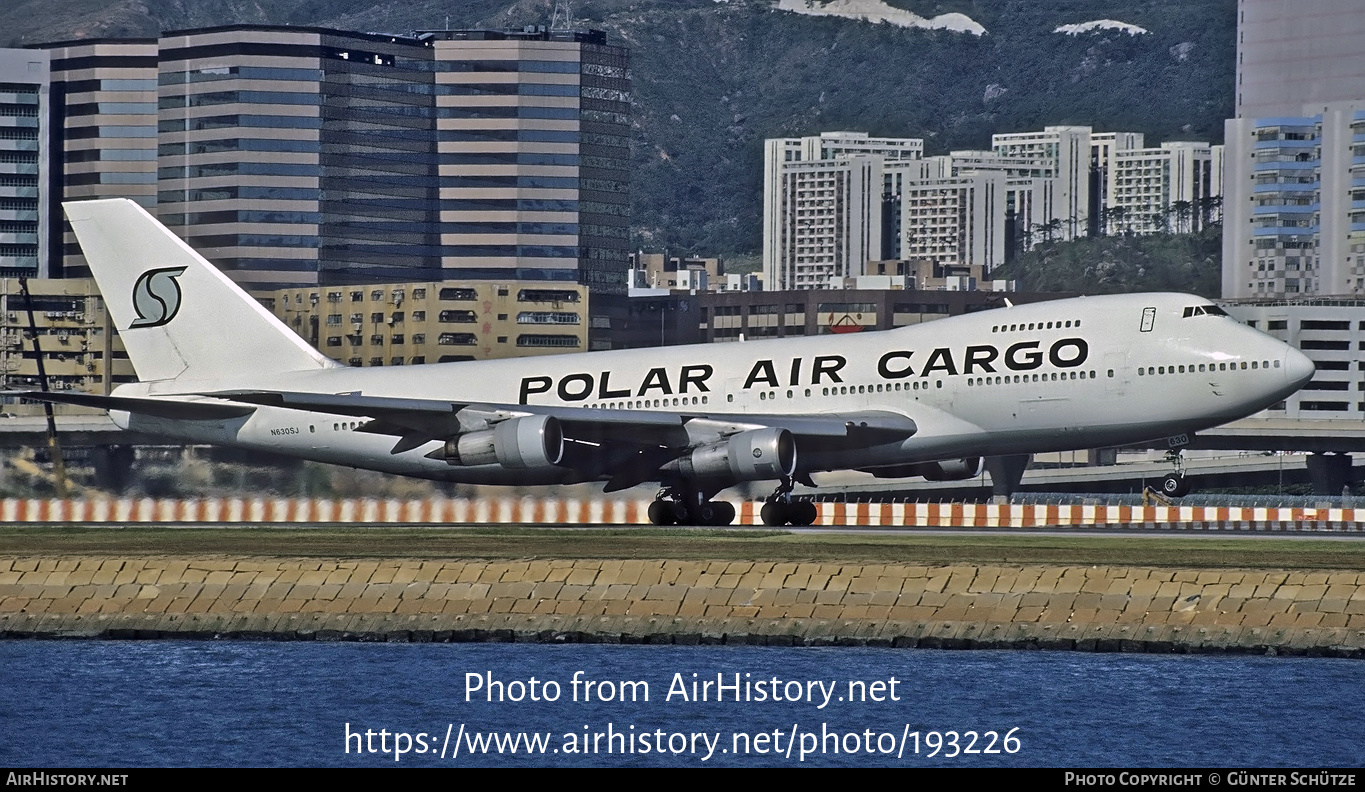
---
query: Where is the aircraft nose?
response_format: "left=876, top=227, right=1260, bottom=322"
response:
left=1283, top=346, right=1315, bottom=390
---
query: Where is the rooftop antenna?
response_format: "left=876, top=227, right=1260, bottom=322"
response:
left=550, top=0, right=573, bottom=31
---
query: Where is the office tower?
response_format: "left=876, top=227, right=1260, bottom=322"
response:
left=0, top=48, right=49, bottom=277
left=43, top=39, right=158, bottom=278
left=423, top=29, right=632, bottom=294
left=34, top=25, right=633, bottom=295
left=154, top=26, right=440, bottom=291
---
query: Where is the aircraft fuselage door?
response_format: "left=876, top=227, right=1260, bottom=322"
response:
left=1139, top=307, right=1156, bottom=333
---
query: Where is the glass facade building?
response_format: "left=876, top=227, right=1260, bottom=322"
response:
left=154, top=26, right=441, bottom=290
left=0, top=48, right=48, bottom=278
left=33, top=26, right=631, bottom=294
left=424, top=29, right=631, bottom=294
left=45, top=39, right=158, bottom=279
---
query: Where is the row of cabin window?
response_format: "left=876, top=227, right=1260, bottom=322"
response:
left=1137, top=360, right=1279, bottom=376
left=968, top=371, right=1099, bottom=386
left=591, top=396, right=710, bottom=410
left=992, top=320, right=1081, bottom=333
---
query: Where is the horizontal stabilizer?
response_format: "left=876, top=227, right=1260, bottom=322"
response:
left=8, top=391, right=255, bottom=420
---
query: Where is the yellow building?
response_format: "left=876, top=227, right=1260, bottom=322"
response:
left=0, top=277, right=133, bottom=414
left=263, top=281, right=589, bottom=365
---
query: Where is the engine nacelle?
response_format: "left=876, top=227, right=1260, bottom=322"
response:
left=865, top=457, right=984, bottom=481
left=442, top=414, right=564, bottom=470
left=665, top=427, right=797, bottom=482
left=918, top=457, right=984, bottom=481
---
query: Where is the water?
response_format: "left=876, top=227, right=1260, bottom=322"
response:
left=0, top=641, right=1359, bottom=767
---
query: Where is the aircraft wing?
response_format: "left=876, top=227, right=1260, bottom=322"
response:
left=202, top=389, right=918, bottom=456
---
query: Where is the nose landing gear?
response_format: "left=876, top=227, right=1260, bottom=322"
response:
left=1156, top=450, right=1191, bottom=498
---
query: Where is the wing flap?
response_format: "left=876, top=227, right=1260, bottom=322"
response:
left=204, top=390, right=915, bottom=441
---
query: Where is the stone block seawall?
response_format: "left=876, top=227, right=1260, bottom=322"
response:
left=3, top=557, right=1364, bottom=655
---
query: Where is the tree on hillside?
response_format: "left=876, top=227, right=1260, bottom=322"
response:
left=996, top=225, right=1222, bottom=298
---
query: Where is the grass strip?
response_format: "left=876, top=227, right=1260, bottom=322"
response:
left=1, top=526, right=1363, bottom=569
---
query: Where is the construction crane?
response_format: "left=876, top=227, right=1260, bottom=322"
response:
left=17, top=277, right=69, bottom=497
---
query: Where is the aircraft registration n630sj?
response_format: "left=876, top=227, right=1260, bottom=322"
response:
left=18, top=199, right=1314, bottom=525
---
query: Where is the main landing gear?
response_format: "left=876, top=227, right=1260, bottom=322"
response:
left=759, top=477, right=818, bottom=527
left=648, top=484, right=736, bottom=526
left=1157, top=450, right=1191, bottom=498
left=646, top=477, right=821, bottom=527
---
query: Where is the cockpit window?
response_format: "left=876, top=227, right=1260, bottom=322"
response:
left=1183, top=305, right=1229, bottom=318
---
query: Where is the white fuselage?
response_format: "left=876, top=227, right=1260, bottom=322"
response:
left=113, top=292, right=1314, bottom=487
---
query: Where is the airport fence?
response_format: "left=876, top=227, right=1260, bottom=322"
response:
left=0, top=497, right=1362, bottom=531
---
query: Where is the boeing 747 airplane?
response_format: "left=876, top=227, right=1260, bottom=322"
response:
left=16, top=200, right=1315, bottom=525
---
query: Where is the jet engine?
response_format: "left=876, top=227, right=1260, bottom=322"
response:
left=664, top=427, right=797, bottom=482
left=919, top=457, right=984, bottom=481
left=864, top=457, right=984, bottom=481
left=441, top=414, right=564, bottom=470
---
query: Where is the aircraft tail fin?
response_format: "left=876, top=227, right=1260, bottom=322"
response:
left=63, top=199, right=339, bottom=384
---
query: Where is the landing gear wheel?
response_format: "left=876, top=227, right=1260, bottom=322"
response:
left=1159, top=473, right=1191, bottom=498
left=690, top=501, right=721, bottom=526
left=760, top=502, right=789, bottom=526
left=648, top=501, right=676, bottom=526
left=693, top=501, right=736, bottom=526
left=792, top=501, right=818, bottom=526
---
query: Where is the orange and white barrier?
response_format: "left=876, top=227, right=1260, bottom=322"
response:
left=0, top=498, right=1362, bottom=530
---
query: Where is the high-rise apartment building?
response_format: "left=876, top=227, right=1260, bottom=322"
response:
left=765, top=127, right=1222, bottom=292
left=992, top=126, right=1092, bottom=241
left=1090, top=131, right=1145, bottom=222
left=1107, top=142, right=1223, bottom=235
left=1223, top=101, right=1365, bottom=297
left=43, top=39, right=158, bottom=278
left=0, top=48, right=49, bottom=278
left=899, top=170, right=1007, bottom=274
left=1236, top=0, right=1365, bottom=119
left=1222, top=3, right=1365, bottom=299
left=908, top=152, right=1058, bottom=260
left=763, top=132, right=922, bottom=290
left=765, top=155, right=885, bottom=290
left=423, top=29, right=631, bottom=294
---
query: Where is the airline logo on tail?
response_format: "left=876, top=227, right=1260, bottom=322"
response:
left=129, top=267, right=187, bottom=329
